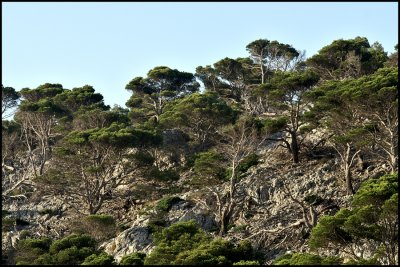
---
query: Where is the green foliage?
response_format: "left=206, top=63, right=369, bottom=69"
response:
left=273, top=253, right=342, bottom=265
left=225, top=153, right=260, bottom=180
left=119, top=252, right=146, bottom=265
left=160, top=91, right=236, bottom=150
left=2, top=217, right=15, bottom=232
left=231, top=224, right=247, bottom=233
left=332, top=125, right=372, bottom=148
left=15, top=237, right=52, bottom=264
left=196, top=57, right=255, bottom=103
left=156, top=196, right=183, bottom=212
left=85, top=214, right=115, bottom=226
left=125, top=66, right=199, bottom=124
left=306, top=36, right=387, bottom=80
left=145, top=221, right=258, bottom=265
left=147, top=217, right=167, bottom=234
left=144, top=220, right=210, bottom=265
left=49, top=234, right=96, bottom=255
left=131, top=151, right=155, bottom=167
left=237, top=153, right=259, bottom=174
left=308, top=173, right=398, bottom=264
left=53, top=85, right=108, bottom=114
left=19, top=230, right=32, bottom=240
left=351, top=173, right=398, bottom=207
left=81, top=252, right=115, bottom=265
left=66, top=123, right=161, bottom=148
left=15, top=234, right=99, bottom=265
left=71, top=214, right=117, bottom=242
left=2, top=210, right=11, bottom=217
left=191, top=151, right=227, bottom=186
left=233, top=260, right=260, bottom=265
left=148, top=167, right=180, bottom=182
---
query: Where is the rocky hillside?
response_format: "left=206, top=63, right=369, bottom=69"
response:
left=2, top=36, right=397, bottom=265
left=2, top=133, right=390, bottom=264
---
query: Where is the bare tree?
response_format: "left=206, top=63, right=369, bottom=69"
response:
left=2, top=121, right=33, bottom=200
left=197, top=117, right=265, bottom=236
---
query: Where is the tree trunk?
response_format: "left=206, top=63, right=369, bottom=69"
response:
left=260, top=61, right=265, bottom=84
left=218, top=163, right=237, bottom=236
left=290, top=132, right=299, bottom=163
left=218, top=212, right=229, bottom=236
left=344, top=144, right=355, bottom=195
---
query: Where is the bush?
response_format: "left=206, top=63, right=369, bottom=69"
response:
left=191, top=151, right=226, bottom=186
left=2, top=217, right=15, bottom=232
left=274, top=253, right=325, bottom=265
left=19, top=230, right=31, bottom=240
left=145, top=220, right=259, bottom=265
left=120, top=252, right=146, bottom=265
left=156, top=196, right=183, bottom=212
left=82, top=252, right=115, bottom=265
left=70, top=214, right=117, bottom=242
left=231, top=224, right=247, bottom=233
left=147, top=217, right=167, bottom=234
left=49, top=234, right=96, bottom=254
left=149, top=167, right=180, bottom=182
left=225, top=153, right=260, bottom=180
left=237, top=153, right=259, bottom=174
left=14, top=234, right=101, bottom=265
left=15, top=238, right=52, bottom=264
left=233, top=260, right=260, bottom=265
left=308, top=173, right=398, bottom=264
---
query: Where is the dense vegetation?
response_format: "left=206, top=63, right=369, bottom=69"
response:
left=2, top=36, right=398, bottom=265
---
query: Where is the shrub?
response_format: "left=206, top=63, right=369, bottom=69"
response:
left=145, top=220, right=259, bottom=265
left=19, top=230, right=31, bottom=240
left=225, top=153, right=260, bottom=180
left=2, top=217, right=15, bottom=232
left=82, top=252, right=115, bottom=265
left=149, top=167, right=180, bottom=182
left=15, top=238, right=52, bottom=264
left=237, top=153, right=259, bottom=174
left=156, top=196, right=183, bottom=212
left=49, top=234, right=96, bottom=254
left=120, top=252, right=146, bottom=265
left=233, top=260, right=260, bottom=265
left=191, top=151, right=226, bottom=186
left=14, top=234, right=101, bottom=265
left=231, top=225, right=247, bottom=233
left=70, top=215, right=117, bottom=242
left=274, top=253, right=324, bottom=265
left=147, top=217, right=167, bottom=234
left=308, top=173, right=398, bottom=264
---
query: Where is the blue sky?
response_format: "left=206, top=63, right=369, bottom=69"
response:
left=2, top=2, right=398, bottom=108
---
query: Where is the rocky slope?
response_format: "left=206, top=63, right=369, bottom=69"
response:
left=2, top=136, right=387, bottom=264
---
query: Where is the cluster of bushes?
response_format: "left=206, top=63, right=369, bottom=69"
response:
left=144, top=220, right=261, bottom=265
left=14, top=234, right=102, bottom=265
